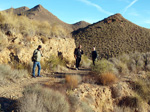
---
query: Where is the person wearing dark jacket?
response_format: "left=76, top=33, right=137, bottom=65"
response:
left=74, top=45, right=83, bottom=70
left=92, top=47, right=97, bottom=66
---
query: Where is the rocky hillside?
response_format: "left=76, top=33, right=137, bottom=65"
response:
left=72, top=13, right=150, bottom=59
left=0, top=10, right=76, bottom=65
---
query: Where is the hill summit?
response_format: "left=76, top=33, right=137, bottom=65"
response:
left=73, top=13, right=150, bottom=59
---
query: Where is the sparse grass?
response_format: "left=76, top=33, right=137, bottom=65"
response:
left=109, top=58, right=129, bottom=75
left=18, top=84, right=70, bottom=112
left=0, top=11, right=68, bottom=39
left=65, top=75, right=82, bottom=90
left=0, top=64, right=28, bottom=86
left=130, top=78, right=150, bottom=103
left=97, top=72, right=118, bottom=85
left=51, top=23, right=68, bottom=37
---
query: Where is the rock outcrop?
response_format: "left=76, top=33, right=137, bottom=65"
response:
left=0, top=33, right=76, bottom=64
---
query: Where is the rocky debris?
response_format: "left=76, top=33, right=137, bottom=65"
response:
left=74, top=84, right=113, bottom=112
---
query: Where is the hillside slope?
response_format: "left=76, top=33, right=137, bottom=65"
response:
left=72, top=13, right=150, bottom=59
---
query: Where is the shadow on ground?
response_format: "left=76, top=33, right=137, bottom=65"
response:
left=0, top=97, right=17, bottom=112
left=45, top=68, right=91, bottom=78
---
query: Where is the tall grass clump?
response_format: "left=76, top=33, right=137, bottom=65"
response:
left=65, top=75, right=82, bottom=90
left=18, top=84, right=70, bottom=112
left=0, top=64, right=28, bottom=86
left=98, top=72, right=118, bottom=85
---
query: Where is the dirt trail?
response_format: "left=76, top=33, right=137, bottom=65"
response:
left=0, top=68, right=90, bottom=99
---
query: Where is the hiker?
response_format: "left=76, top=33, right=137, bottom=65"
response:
left=32, top=45, right=43, bottom=78
left=92, top=47, right=97, bottom=66
left=74, top=45, right=83, bottom=70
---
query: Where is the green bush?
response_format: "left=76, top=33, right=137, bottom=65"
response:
left=91, top=58, right=118, bottom=75
left=43, top=55, right=66, bottom=72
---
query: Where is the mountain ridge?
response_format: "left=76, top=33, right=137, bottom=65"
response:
left=72, top=13, right=150, bottom=59
left=4, top=4, right=90, bottom=32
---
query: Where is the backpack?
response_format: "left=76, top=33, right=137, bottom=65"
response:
left=74, top=48, right=78, bottom=56
left=31, top=50, right=38, bottom=62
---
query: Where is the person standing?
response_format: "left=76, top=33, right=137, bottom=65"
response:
left=32, top=45, right=43, bottom=78
left=92, top=47, right=97, bottom=66
left=74, top=45, right=83, bottom=70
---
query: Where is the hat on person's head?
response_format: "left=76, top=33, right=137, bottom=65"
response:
left=38, top=45, right=42, bottom=48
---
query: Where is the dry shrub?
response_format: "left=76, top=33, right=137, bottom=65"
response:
left=18, top=84, right=70, bottom=112
left=98, top=72, right=118, bottom=85
left=51, top=23, right=68, bottom=37
left=65, top=75, right=82, bottom=89
left=34, top=21, right=51, bottom=37
left=0, top=64, right=28, bottom=86
left=41, top=36, right=48, bottom=44
left=110, top=85, right=122, bottom=98
left=68, top=94, right=94, bottom=112
left=109, top=58, right=129, bottom=75
left=130, top=79, right=150, bottom=103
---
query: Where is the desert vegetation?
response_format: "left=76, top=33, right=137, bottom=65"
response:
left=17, top=84, right=94, bottom=112
left=1, top=5, right=150, bottom=112
left=0, top=64, right=28, bottom=86
left=0, top=11, right=69, bottom=38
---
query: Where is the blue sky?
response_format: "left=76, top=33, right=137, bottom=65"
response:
left=0, top=0, right=150, bottom=28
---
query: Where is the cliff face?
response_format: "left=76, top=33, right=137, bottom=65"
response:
left=0, top=33, right=76, bottom=64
